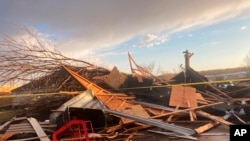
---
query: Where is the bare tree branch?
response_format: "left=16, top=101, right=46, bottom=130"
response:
left=0, top=27, right=95, bottom=85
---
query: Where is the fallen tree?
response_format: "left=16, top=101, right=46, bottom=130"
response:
left=0, top=27, right=94, bottom=85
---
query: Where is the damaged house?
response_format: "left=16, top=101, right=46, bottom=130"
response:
left=1, top=37, right=250, bottom=141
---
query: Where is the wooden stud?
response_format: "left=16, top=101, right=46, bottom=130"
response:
left=195, top=121, right=219, bottom=134
left=167, top=103, right=180, bottom=122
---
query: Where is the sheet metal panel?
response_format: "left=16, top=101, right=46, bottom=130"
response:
left=103, top=108, right=196, bottom=136
left=27, top=117, right=50, bottom=141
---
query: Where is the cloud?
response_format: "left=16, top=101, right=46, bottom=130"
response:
left=136, top=34, right=168, bottom=47
left=1, top=0, right=250, bottom=57
left=241, top=26, right=247, bottom=30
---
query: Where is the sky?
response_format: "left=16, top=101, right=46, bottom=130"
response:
left=1, top=0, right=250, bottom=74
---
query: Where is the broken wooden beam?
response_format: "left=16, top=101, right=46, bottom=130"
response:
left=152, top=101, right=224, bottom=119
left=195, top=121, right=219, bottom=134
left=195, top=110, right=233, bottom=126
left=195, top=113, right=231, bottom=134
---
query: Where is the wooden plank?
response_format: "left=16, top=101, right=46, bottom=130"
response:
left=117, top=100, right=126, bottom=109
left=196, top=110, right=233, bottom=126
left=167, top=103, right=180, bottom=122
left=195, top=121, right=219, bottom=134
left=124, top=131, right=137, bottom=141
left=59, top=91, right=80, bottom=95
left=192, top=110, right=197, bottom=120
left=195, top=113, right=232, bottom=134
left=152, top=102, right=224, bottom=119
left=206, top=82, right=233, bottom=101
left=106, top=124, right=123, bottom=133
left=104, top=95, right=115, bottom=104
left=187, top=101, right=194, bottom=121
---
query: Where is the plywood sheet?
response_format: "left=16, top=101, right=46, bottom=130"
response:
left=169, top=86, right=197, bottom=108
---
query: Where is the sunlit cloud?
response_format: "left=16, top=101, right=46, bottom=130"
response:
left=135, top=34, right=168, bottom=48
left=241, top=26, right=247, bottom=30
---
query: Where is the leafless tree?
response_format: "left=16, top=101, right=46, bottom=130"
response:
left=0, top=27, right=94, bottom=86
left=244, top=50, right=250, bottom=77
left=244, top=50, right=250, bottom=67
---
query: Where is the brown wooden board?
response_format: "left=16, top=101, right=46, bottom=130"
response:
left=169, top=86, right=197, bottom=108
left=120, top=105, right=150, bottom=124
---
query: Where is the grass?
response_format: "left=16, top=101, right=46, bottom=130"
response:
left=0, top=86, right=22, bottom=123
left=0, top=109, right=26, bottom=123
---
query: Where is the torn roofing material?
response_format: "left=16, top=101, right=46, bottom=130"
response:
left=104, top=66, right=171, bottom=106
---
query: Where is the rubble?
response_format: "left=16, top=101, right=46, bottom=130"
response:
left=0, top=50, right=250, bottom=141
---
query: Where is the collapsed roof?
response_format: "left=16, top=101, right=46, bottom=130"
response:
left=11, top=66, right=111, bottom=94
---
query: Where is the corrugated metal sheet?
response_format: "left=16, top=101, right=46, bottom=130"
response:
left=103, top=108, right=196, bottom=136
left=49, top=90, right=105, bottom=124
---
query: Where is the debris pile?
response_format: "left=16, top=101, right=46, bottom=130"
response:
left=0, top=50, right=250, bottom=141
